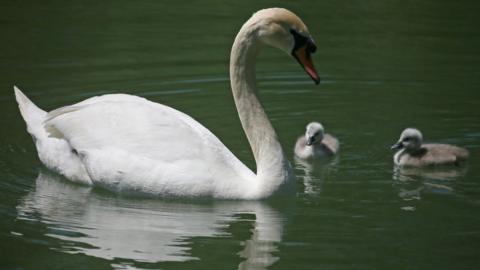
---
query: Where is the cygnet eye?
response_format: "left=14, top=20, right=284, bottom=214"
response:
left=403, top=137, right=411, bottom=142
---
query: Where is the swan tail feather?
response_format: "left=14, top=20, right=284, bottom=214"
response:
left=45, top=105, right=84, bottom=122
left=14, top=86, right=47, bottom=138
left=43, top=105, right=86, bottom=139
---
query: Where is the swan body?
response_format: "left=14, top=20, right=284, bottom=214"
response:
left=391, top=128, right=469, bottom=167
left=294, top=122, right=339, bottom=159
left=15, top=8, right=320, bottom=199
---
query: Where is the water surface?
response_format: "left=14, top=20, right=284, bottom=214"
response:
left=1, top=1, right=480, bottom=269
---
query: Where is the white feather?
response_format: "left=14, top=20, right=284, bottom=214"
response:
left=41, top=94, right=258, bottom=198
left=14, top=8, right=315, bottom=199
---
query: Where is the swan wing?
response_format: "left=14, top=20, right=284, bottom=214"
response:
left=44, top=94, right=255, bottom=197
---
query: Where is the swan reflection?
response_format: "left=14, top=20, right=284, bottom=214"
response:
left=16, top=171, right=284, bottom=269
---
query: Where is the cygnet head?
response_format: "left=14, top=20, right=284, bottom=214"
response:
left=391, top=128, right=423, bottom=152
left=247, top=8, right=319, bottom=84
left=305, top=122, right=325, bottom=146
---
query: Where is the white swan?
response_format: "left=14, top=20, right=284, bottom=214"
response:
left=294, top=122, right=339, bottom=159
left=14, top=8, right=320, bottom=199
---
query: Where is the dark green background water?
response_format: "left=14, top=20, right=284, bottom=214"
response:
left=1, top=1, right=480, bottom=269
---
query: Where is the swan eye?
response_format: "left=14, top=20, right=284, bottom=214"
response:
left=290, top=29, right=315, bottom=54
left=403, top=137, right=410, bottom=142
left=306, top=39, right=316, bottom=53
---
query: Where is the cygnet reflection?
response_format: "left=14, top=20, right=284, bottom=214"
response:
left=392, top=165, right=467, bottom=201
left=294, top=156, right=339, bottom=195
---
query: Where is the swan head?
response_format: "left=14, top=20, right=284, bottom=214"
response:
left=391, top=128, right=423, bottom=152
left=305, top=122, right=324, bottom=146
left=250, top=8, right=320, bottom=84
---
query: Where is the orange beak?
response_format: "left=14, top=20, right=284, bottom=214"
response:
left=293, top=45, right=320, bottom=85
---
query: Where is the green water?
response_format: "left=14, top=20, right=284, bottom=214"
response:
left=1, top=1, right=480, bottom=269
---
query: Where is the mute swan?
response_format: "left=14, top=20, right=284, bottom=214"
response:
left=391, top=128, right=469, bottom=167
left=14, top=8, right=320, bottom=199
left=294, top=122, right=339, bottom=159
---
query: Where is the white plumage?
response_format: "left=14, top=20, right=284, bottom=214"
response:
left=15, top=89, right=258, bottom=197
left=14, top=8, right=320, bottom=199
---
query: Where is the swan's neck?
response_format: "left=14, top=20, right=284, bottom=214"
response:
left=230, top=21, right=293, bottom=196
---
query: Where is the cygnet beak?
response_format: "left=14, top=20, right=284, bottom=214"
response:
left=391, top=141, right=403, bottom=150
left=306, top=137, right=315, bottom=146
